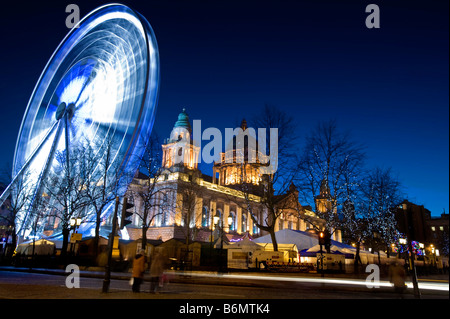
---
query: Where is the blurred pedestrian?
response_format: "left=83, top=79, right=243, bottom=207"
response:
left=149, top=250, right=167, bottom=293
left=389, top=259, right=407, bottom=298
left=131, top=249, right=146, bottom=292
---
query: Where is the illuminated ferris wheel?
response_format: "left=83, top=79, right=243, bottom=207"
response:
left=0, top=4, right=159, bottom=238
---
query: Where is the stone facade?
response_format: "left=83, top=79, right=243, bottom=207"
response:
left=124, top=109, right=328, bottom=243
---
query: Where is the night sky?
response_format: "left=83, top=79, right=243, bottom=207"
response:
left=0, top=0, right=448, bottom=216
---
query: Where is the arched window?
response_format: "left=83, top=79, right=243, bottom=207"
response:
left=154, top=206, right=167, bottom=227
left=229, top=211, right=236, bottom=231
left=201, top=206, right=209, bottom=227
left=253, top=223, right=259, bottom=235
left=161, top=207, right=169, bottom=226
left=241, top=213, right=247, bottom=232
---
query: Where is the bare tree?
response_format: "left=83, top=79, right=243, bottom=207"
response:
left=43, top=147, right=89, bottom=259
left=234, top=105, right=299, bottom=251
left=81, top=137, right=126, bottom=256
left=26, top=189, right=50, bottom=268
left=176, top=172, right=204, bottom=246
left=296, top=119, right=366, bottom=240
left=0, top=165, right=36, bottom=257
left=128, top=134, right=168, bottom=251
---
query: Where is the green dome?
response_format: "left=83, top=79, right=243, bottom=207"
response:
left=174, top=108, right=191, bottom=130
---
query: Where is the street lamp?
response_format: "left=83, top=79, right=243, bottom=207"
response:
left=227, top=215, right=233, bottom=231
left=70, top=217, right=82, bottom=230
left=213, top=214, right=220, bottom=227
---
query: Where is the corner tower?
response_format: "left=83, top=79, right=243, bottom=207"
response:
left=161, top=108, right=199, bottom=171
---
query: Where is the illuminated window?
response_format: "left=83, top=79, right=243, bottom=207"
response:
left=229, top=211, right=236, bottom=231
left=201, top=206, right=209, bottom=227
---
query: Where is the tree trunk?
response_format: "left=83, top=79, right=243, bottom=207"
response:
left=94, top=212, right=101, bottom=257
left=354, top=241, right=362, bottom=275
left=30, top=238, right=36, bottom=270
left=61, top=227, right=70, bottom=263
left=269, top=229, right=278, bottom=251
left=141, top=226, right=148, bottom=252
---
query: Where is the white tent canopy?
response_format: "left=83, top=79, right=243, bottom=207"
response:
left=15, top=239, right=56, bottom=255
left=252, top=229, right=319, bottom=251
left=224, top=235, right=262, bottom=251
left=306, top=244, right=347, bottom=253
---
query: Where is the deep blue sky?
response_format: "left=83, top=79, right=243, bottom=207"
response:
left=0, top=0, right=448, bottom=216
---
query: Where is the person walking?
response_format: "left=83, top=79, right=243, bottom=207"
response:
left=131, top=249, right=146, bottom=292
left=149, top=250, right=167, bottom=293
left=389, top=259, right=407, bottom=298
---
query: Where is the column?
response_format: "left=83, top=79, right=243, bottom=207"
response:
left=236, top=206, right=242, bottom=234
left=195, top=197, right=203, bottom=228
left=223, top=203, right=230, bottom=232
left=298, top=218, right=305, bottom=231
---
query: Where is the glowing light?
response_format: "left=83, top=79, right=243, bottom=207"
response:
left=12, top=4, right=160, bottom=239
left=175, top=272, right=449, bottom=292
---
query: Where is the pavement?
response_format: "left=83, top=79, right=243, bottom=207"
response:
left=0, top=265, right=448, bottom=299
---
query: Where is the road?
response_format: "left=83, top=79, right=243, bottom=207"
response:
left=0, top=269, right=447, bottom=300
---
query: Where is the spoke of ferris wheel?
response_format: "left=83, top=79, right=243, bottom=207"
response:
left=64, top=112, right=71, bottom=218
left=17, top=119, right=65, bottom=237
left=0, top=120, right=60, bottom=207
left=74, top=68, right=97, bottom=109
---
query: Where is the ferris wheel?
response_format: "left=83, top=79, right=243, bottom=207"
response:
left=0, top=4, right=159, bottom=238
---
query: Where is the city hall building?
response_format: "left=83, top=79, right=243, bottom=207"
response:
left=124, top=109, right=338, bottom=244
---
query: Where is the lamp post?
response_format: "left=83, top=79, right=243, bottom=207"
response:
left=402, top=203, right=421, bottom=298
left=213, top=211, right=233, bottom=273
left=69, top=217, right=81, bottom=231
left=103, top=196, right=119, bottom=293
left=213, top=212, right=222, bottom=272
left=69, top=217, right=82, bottom=256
